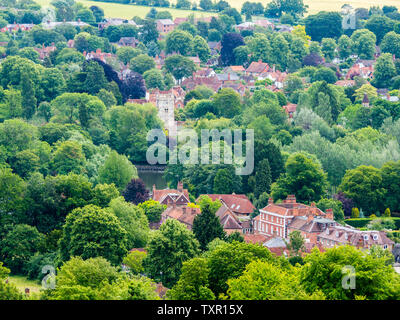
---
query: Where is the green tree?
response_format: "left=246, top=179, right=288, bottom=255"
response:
left=316, top=198, right=345, bottom=221
left=213, top=168, right=235, bottom=194
left=373, top=53, right=397, bottom=88
left=192, top=201, right=226, bottom=250
left=166, top=29, right=193, bottom=56
left=0, top=168, right=26, bottom=224
left=51, top=140, right=86, bottom=175
left=286, top=230, right=305, bottom=256
left=300, top=246, right=400, bottom=299
left=192, top=35, right=211, bottom=62
left=138, top=199, right=166, bottom=223
left=167, top=257, right=215, bottom=300
left=0, top=262, right=23, bottom=300
left=304, top=11, right=342, bottom=42
left=212, top=88, right=241, bottom=118
left=337, top=35, right=353, bottom=59
left=98, top=150, right=137, bottom=191
left=123, top=250, right=147, bottom=275
left=59, top=205, right=129, bottom=265
left=339, top=165, right=386, bottom=215
left=130, top=54, right=156, bottom=74
left=143, top=68, right=165, bottom=90
left=271, top=152, right=328, bottom=204
left=164, top=55, right=196, bottom=82
left=108, top=197, right=150, bottom=249
left=254, top=159, right=272, bottom=198
left=144, top=219, right=200, bottom=288
left=0, top=224, right=44, bottom=274
left=226, top=260, right=324, bottom=300
left=321, top=38, right=337, bottom=62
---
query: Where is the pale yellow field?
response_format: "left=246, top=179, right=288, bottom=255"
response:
left=35, top=0, right=400, bottom=19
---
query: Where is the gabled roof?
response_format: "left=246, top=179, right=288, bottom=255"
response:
left=246, top=61, right=269, bottom=74
left=200, top=194, right=255, bottom=215
left=157, top=19, right=174, bottom=25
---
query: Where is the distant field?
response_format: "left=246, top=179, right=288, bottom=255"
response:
left=35, top=0, right=400, bottom=19
left=35, top=0, right=215, bottom=19
left=8, top=275, right=42, bottom=294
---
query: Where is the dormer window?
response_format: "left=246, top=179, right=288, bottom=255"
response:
left=373, top=234, right=378, bottom=241
left=363, top=234, right=369, bottom=241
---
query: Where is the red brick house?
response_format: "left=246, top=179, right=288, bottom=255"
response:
left=152, top=181, right=190, bottom=207
left=156, top=19, right=175, bottom=33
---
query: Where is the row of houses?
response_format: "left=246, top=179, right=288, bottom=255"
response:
left=149, top=183, right=395, bottom=255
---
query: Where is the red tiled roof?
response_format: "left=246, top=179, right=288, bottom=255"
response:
left=246, top=61, right=269, bottom=74
left=200, top=194, right=255, bottom=215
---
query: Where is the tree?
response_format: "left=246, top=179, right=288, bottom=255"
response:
left=381, top=31, right=400, bottom=58
left=48, top=256, right=119, bottom=300
left=192, top=201, right=226, bottom=250
left=351, top=207, right=360, bottom=218
left=167, top=257, right=215, bottom=300
left=220, top=33, right=245, bottom=66
left=122, top=178, right=149, bottom=205
left=213, top=168, right=235, bottom=194
left=212, top=88, right=241, bottom=118
left=265, top=0, right=308, bottom=18
left=337, top=35, right=353, bottom=59
left=0, top=168, right=27, bottom=224
left=381, top=160, right=400, bottom=212
left=304, top=11, right=342, bottom=42
left=51, top=141, right=86, bottom=175
left=166, top=29, right=193, bottom=56
left=139, top=20, right=159, bottom=45
left=143, top=68, right=165, bottom=90
left=59, top=205, right=128, bottom=265
left=164, top=55, right=196, bottom=82
left=300, top=246, right=400, bottom=299
left=0, top=262, right=23, bottom=300
left=351, top=29, right=376, bottom=59
left=76, top=8, right=96, bottom=24
left=321, top=38, right=337, bottom=62
left=254, top=159, right=272, bottom=198
left=0, top=224, right=44, bottom=273
left=144, top=219, right=200, bottom=288
left=373, top=53, right=397, bottom=88
left=354, top=83, right=377, bottom=101
left=207, top=241, right=276, bottom=296
left=226, top=260, right=323, bottom=300
left=365, top=14, right=395, bottom=44
left=316, top=198, right=345, bottom=221
left=123, top=250, right=147, bottom=274
left=339, top=165, right=386, bottom=215
left=116, top=47, right=141, bottom=65
left=271, top=152, right=328, bottom=204
left=108, top=197, right=150, bottom=249
left=192, top=35, right=211, bottom=62
left=130, top=54, right=156, bottom=74
left=200, top=0, right=213, bottom=11
left=286, top=230, right=305, bottom=256
left=120, top=71, right=146, bottom=100
left=138, top=200, right=166, bottom=223
left=98, top=150, right=137, bottom=192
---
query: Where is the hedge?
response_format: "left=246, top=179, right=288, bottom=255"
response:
left=345, top=218, right=400, bottom=230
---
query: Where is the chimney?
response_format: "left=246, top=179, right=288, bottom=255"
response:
left=268, top=197, right=274, bottom=205
left=192, top=207, right=196, bottom=214
left=177, top=181, right=183, bottom=193
left=325, top=208, right=334, bottom=220
left=152, top=184, right=156, bottom=197
left=258, top=59, right=262, bottom=63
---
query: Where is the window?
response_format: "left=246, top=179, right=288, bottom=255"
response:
left=373, top=234, right=378, bottom=241
left=363, top=234, right=369, bottom=241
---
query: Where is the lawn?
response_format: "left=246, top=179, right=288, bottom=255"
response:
left=8, top=275, right=42, bottom=294
left=35, top=0, right=215, bottom=19
left=34, top=0, right=400, bottom=19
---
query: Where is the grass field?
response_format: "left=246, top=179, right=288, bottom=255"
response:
left=34, top=0, right=400, bottom=19
left=8, top=275, right=42, bottom=294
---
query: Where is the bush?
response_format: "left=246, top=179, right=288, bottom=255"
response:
left=345, top=217, right=400, bottom=230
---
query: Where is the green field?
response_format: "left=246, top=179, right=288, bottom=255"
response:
left=34, top=0, right=400, bottom=19
left=8, top=275, right=42, bottom=294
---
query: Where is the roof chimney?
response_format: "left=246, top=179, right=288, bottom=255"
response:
left=268, top=197, right=274, bottom=205
left=177, top=181, right=183, bottom=193
left=325, top=208, right=333, bottom=220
